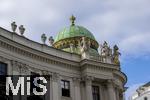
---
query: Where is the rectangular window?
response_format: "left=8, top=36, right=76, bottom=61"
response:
left=0, top=62, right=7, bottom=75
left=0, top=62, right=7, bottom=99
left=92, top=86, right=100, bottom=100
left=61, top=80, right=70, bottom=97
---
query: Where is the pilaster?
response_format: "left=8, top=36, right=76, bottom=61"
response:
left=52, top=72, right=60, bottom=100
left=107, top=79, right=117, bottom=100
left=73, top=77, right=81, bottom=100
left=85, top=76, right=94, bottom=100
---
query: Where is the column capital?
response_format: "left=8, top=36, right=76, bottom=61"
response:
left=107, top=79, right=115, bottom=87
left=42, top=70, right=51, bottom=75
left=83, top=76, right=94, bottom=81
left=52, top=72, right=60, bottom=82
left=20, top=65, right=29, bottom=74
left=29, top=67, right=41, bottom=74
left=83, top=76, right=94, bottom=86
left=107, top=79, right=115, bottom=83
left=11, top=60, right=28, bottom=74
left=73, top=77, right=81, bottom=82
left=73, top=77, right=81, bottom=86
left=0, top=56, right=7, bottom=62
left=11, top=60, right=19, bottom=67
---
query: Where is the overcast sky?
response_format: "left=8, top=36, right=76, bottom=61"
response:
left=0, top=0, right=150, bottom=99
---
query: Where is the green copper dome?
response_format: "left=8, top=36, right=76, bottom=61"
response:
left=53, top=15, right=99, bottom=55
left=54, top=25, right=96, bottom=43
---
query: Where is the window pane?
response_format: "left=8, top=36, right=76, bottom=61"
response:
left=0, top=62, right=7, bottom=75
left=92, top=86, right=100, bottom=100
left=61, top=81, right=65, bottom=88
left=65, top=81, right=69, bottom=89
left=61, top=80, right=70, bottom=97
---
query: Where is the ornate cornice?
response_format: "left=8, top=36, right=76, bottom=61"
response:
left=0, top=39, right=80, bottom=71
left=11, top=60, right=29, bottom=74
left=0, top=34, right=127, bottom=86
left=80, top=63, right=117, bottom=73
left=113, top=71, right=127, bottom=85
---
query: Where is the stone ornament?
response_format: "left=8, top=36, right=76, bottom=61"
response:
left=52, top=72, right=60, bottom=82
left=101, top=41, right=112, bottom=57
left=41, top=34, right=47, bottom=44
left=0, top=56, right=7, bottom=62
left=20, top=65, right=29, bottom=74
left=19, top=25, right=25, bottom=36
left=113, top=45, right=121, bottom=65
left=107, top=79, right=116, bottom=88
left=72, top=77, right=81, bottom=86
left=42, top=70, right=51, bottom=75
left=80, top=37, right=88, bottom=53
left=70, top=43, right=74, bottom=53
left=11, top=22, right=17, bottom=32
left=11, top=60, right=28, bottom=74
left=49, top=36, right=54, bottom=46
left=82, top=76, right=94, bottom=85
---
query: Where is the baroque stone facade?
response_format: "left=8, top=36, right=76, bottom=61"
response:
left=130, top=82, right=150, bottom=100
left=0, top=16, right=127, bottom=100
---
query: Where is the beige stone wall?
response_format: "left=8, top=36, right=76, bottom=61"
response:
left=0, top=27, right=127, bottom=100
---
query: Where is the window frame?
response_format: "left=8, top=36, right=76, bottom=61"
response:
left=92, top=85, right=100, bottom=100
left=61, top=80, right=70, bottom=97
left=0, top=62, right=7, bottom=75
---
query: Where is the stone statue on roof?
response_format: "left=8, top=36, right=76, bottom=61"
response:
left=113, top=45, right=121, bottom=65
left=101, top=41, right=112, bottom=57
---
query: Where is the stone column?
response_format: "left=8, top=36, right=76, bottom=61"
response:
left=107, top=80, right=116, bottom=100
left=115, top=87, right=120, bottom=100
left=85, top=76, right=93, bottom=100
left=73, top=78, right=81, bottom=100
left=52, top=73, right=60, bottom=100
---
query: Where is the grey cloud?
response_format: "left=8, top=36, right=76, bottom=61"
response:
left=0, top=0, right=150, bottom=58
